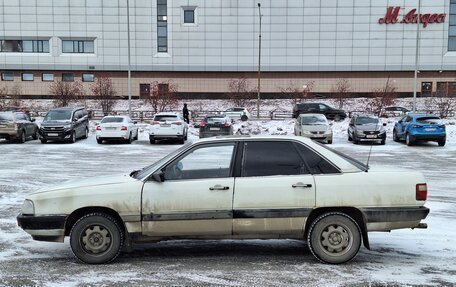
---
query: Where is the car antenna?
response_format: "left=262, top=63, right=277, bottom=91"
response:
left=365, top=115, right=383, bottom=171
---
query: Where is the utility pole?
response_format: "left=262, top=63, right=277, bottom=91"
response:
left=127, top=0, right=132, bottom=117
left=412, top=0, right=421, bottom=113
left=256, top=3, right=262, bottom=119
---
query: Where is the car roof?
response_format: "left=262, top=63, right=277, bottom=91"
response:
left=408, top=113, right=439, bottom=118
left=206, top=114, right=227, bottom=118
left=155, top=112, right=179, bottom=116
left=298, top=113, right=326, bottom=118
left=354, top=114, right=378, bottom=118
left=49, top=107, right=84, bottom=111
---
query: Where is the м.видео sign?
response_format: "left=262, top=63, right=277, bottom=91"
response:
left=379, top=6, right=446, bottom=28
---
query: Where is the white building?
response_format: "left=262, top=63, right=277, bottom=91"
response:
left=0, top=0, right=455, bottom=98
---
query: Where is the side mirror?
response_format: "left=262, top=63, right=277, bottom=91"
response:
left=151, top=171, right=165, bottom=182
left=383, top=123, right=387, bottom=126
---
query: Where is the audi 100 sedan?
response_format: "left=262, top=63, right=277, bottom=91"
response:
left=17, top=136, right=429, bottom=264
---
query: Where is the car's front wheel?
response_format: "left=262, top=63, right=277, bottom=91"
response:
left=69, top=131, right=77, bottom=143
left=70, top=212, right=124, bottom=264
left=32, top=129, right=39, bottom=140
left=393, top=129, right=399, bottom=142
left=241, top=115, right=248, bottom=121
left=307, top=212, right=361, bottom=264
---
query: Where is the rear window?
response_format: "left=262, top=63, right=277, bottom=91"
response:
left=417, top=117, right=442, bottom=125
left=101, top=117, right=124, bottom=123
left=0, top=113, right=14, bottom=121
left=154, top=115, right=177, bottom=121
left=205, top=117, right=226, bottom=123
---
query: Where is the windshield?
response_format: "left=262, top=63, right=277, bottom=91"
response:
left=355, top=116, right=378, bottom=125
left=0, top=113, right=14, bottom=121
left=316, top=142, right=368, bottom=171
left=301, top=116, right=327, bottom=125
left=417, top=117, right=442, bottom=125
left=101, top=117, right=124, bottom=123
left=154, top=115, right=177, bottom=121
left=44, top=110, right=72, bottom=121
left=133, top=142, right=192, bottom=179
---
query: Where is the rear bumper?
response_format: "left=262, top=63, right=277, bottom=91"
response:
left=0, top=131, right=18, bottom=139
left=361, top=206, right=430, bottom=231
left=411, top=134, right=446, bottom=141
left=17, top=213, right=67, bottom=242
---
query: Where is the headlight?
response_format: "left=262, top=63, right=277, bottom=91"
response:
left=21, top=199, right=35, bottom=215
left=64, top=124, right=72, bottom=129
left=302, top=130, right=312, bottom=134
left=356, top=130, right=365, bottom=136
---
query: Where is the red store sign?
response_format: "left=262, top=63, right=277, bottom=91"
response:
left=378, top=6, right=446, bottom=28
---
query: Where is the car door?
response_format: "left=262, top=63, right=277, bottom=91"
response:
left=232, top=140, right=316, bottom=237
left=16, top=113, right=31, bottom=136
left=141, top=142, right=236, bottom=237
left=396, top=115, right=410, bottom=137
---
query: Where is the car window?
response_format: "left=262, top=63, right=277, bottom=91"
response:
left=154, top=115, right=177, bottom=121
left=241, top=141, right=309, bottom=177
left=101, top=117, right=124, bottom=123
left=205, top=117, right=226, bottom=123
left=16, top=113, right=28, bottom=121
left=234, top=108, right=243, bottom=112
left=417, top=117, right=442, bottom=125
left=164, top=143, right=235, bottom=180
left=0, top=113, right=15, bottom=121
left=405, top=116, right=413, bottom=123
left=295, top=143, right=341, bottom=174
left=319, top=104, right=328, bottom=110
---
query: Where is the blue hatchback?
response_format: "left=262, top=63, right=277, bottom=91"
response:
left=393, top=114, right=446, bottom=146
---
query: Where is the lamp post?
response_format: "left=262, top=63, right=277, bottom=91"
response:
left=127, top=0, right=132, bottom=117
left=256, top=3, right=262, bottom=119
left=412, top=0, right=421, bottom=113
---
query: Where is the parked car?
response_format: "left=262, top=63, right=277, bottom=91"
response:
left=96, top=116, right=139, bottom=144
left=380, top=106, right=410, bottom=118
left=39, top=107, right=89, bottom=143
left=0, top=111, right=39, bottom=143
left=17, top=135, right=429, bottom=264
left=294, top=113, right=332, bottom=144
left=393, top=114, right=446, bottom=146
left=199, top=115, right=233, bottom=138
left=348, top=115, right=386, bottom=145
left=149, top=112, right=188, bottom=144
left=223, top=107, right=251, bottom=121
left=292, top=103, right=346, bottom=121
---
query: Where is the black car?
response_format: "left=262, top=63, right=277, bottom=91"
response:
left=292, top=103, right=346, bottom=121
left=199, top=115, right=233, bottom=138
left=39, top=107, right=89, bottom=143
left=348, top=115, right=387, bottom=145
left=380, top=106, right=410, bottom=117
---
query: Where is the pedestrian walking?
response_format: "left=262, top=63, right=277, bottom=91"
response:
left=183, top=103, right=190, bottom=124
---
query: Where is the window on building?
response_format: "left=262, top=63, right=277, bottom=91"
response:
left=62, top=73, right=74, bottom=82
left=42, top=73, right=54, bottom=82
left=436, top=82, right=456, bottom=97
left=82, top=73, right=94, bottom=82
left=184, top=9, right=195, bottom=23
left=157, top=0, right=168, bottom=52
left=158, top=83, right=169, bottom=96
left=0, top=40, right=49, bottom=53
left=62, top=40, right=94, bottom=53
left=2, top=72, right=14, bottom=81
left=140, top=84, right=151, bottom=97
left=450, top=0, right=456, bottom=51
left=22, top=73, right=34, bottom=81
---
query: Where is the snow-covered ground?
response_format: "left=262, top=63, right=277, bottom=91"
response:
left=1, top=99, right=456, bottom=286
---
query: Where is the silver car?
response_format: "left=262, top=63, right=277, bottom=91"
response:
left=294, top=113, right=333, bottom=144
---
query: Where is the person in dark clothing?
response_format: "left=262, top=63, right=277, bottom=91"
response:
left=183, top=103, right=190, bottom=124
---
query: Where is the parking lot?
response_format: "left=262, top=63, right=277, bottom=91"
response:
left=1, top=123, right=456, bottom=287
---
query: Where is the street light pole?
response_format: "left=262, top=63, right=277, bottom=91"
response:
left=412, top=0, right=421, bottom=113
left=127, top=0, right=132, bottom=117
left=256, top=3, right=262, bottom=119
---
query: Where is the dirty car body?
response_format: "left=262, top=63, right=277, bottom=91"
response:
left=17, top=135, right=429, bottom=264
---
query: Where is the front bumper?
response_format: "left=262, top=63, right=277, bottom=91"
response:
left=17, top=213, right=67, bottom=242
left=39, top=129, right=73, bottom=141
left=356, top=133, right=386, bottom=141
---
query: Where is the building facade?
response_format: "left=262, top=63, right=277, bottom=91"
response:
left=0, top=0, right=455, bottom=98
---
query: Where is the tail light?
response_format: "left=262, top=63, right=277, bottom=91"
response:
left=172, top=121, right=182, bottom=126
left=151, top=121, right=160, bottom=125
left=96, top=125, right=101, bottom=131
left=200, top=121, right=206, bottom=127
left=416, top=183, right=427, bottom=201
left=224, top=122, right=231, bottom=127
left=121, top=126, right=128, bottom=131
left=439, top=125, right=445, bottom=128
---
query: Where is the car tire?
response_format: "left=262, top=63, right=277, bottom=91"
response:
left=69, top=212, right=124, bottom=264
left=406, top=133, right=414, bottom=146
left=353, top=136, right=358, bottom=144
left=149, top=136, right=155, bottom=144
left=307, top=212, right=362, bottom=264
left=381, top=139, right=386, bottom=145
left=241, top=115, right=248, bottom=121
left=70, top=131, right=76, bottom=143
left=334, top=115, right=341, bottom=121
left=40, top=138, right=47, bottom=144
left=126, top=133, right=132, bottom=144
left=134, top=131, right=139, bottom=141
left=96, top=138, right=103, bottom=144
left=17, top=130, right=27, bottom=143
left=82, top=128, right=89, bottom=139
left=438, top=139, right=446, bottom=147
left=393, top=129, right=399, bottom=142
left=178, top=136, right=185, bottom=144
left=348, top=133, right=352, bottom=141
left=32, top=129, right=39, bottom=140
left=327, top=140, right=333, bottom=144
left=184, top=130, right=188, bottom=141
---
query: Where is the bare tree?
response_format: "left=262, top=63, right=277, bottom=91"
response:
left=7, top=83, right=22, bottom=106
left=368, top=78, right=397, bottom=116
left=279, top=80, right=315, bottom=106
left=227, top=77, right=255, bottom=107
left=49, top=80, right=83, bottom=107
left=142, top=81, right=178, bottom=113
left=431, top=82, right=456, bottom=118
left=331, top=78, right=351, bottom=109
left=0, top=86, right=8, bottom=110
left=91, top=76, right=118, bottom=116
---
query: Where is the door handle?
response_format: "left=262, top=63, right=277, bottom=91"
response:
left=209, top=185, right=230, bottom=191
left=292, top=182, right=312, bottom=188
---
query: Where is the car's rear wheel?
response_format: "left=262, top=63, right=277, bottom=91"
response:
left=352, top=136, right=358, bottom=144
left=70, top=212, right=124, bottom=264
left=334, top=115, right=341, bottom=121
left=241, top=115, right=248, bottom=121
left=126, top=132, right=132, bottom=144
left=134, top=130, right=139, bottom=140
left=82, top=128, right=89, bottom=139
left=327, top=139, right=333, bottom=144
left=96, top=138, right=103, bottom=144
left=406, top=133, right=414, bottom=146
left=40, top=138, right=47, bottom=144
left=307, top=212, right=361, bottom=264
left=178, top=136, right=185, bottom=144
left=393, top=129, right=399, bottom=142
left=184, top=130, right=188, bottom=140
left=18, top=130, right=26, bottom=143
left=149, top=136, right=155, bottom=144
left=32, top=129, right=39, bottom=140
left=438, top=139, right=446, bottom=147
left=348, top=133, right=352, bottom=141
